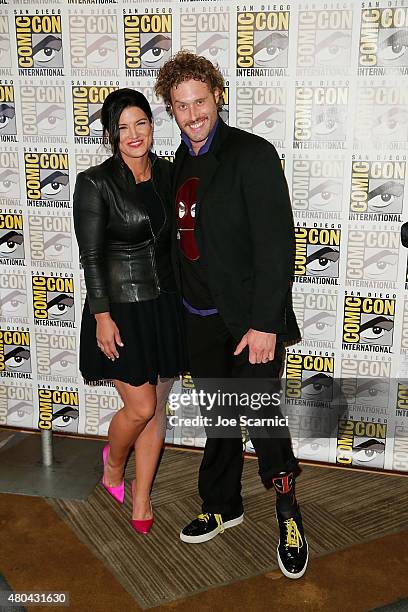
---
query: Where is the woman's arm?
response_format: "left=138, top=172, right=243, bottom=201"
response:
left=73, top=172, right=110, bottom=314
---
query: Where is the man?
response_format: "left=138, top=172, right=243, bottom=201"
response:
left=155, top=51, right=308, bottom=579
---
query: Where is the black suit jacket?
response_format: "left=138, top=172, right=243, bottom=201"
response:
left=172, top=118, right=300, bottom=343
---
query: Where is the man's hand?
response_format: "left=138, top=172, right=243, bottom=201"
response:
left=234, top=329, right=277, bottom=364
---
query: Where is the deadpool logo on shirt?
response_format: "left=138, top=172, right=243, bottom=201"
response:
left=176, top=177, right=200, bottom=261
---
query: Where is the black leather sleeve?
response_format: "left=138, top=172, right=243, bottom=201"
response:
left=73, top=172, right=110, bottom=314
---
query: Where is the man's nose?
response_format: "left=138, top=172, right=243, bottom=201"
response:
left=188, top=105, right=199, bottom=123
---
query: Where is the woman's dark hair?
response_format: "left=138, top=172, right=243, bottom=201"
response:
left=101, top=88, right=153, bottom=156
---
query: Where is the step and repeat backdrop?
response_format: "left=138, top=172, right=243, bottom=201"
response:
left=0, top=0, right=408, bottom=473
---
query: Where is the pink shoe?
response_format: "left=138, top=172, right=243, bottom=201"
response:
left=130, top=481, right=154, bottom=535
left=102, top=444, right=125, bottom=504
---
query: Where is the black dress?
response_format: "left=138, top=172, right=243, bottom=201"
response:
left=79, top=180, right=186, bottom=387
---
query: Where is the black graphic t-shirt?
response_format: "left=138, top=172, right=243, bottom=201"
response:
left=175, top=153, right=216, bottom=310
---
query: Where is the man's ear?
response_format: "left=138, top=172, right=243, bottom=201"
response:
left=213, top=88, right=221, bottom=105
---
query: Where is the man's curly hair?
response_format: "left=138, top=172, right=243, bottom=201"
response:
left=154, top=50, right=225, bottom=115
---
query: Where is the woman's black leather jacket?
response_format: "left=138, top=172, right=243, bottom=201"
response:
left=73, top=153, right=176, bottom=314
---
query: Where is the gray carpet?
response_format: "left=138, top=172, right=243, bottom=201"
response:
left=48, top=449, right=408, bottom=609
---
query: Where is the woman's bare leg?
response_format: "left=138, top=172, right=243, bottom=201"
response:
left=103, top=380, right=156, bottom=488
left=132, top=378, right=175, bottom=519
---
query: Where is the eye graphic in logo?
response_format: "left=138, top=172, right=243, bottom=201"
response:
left=32, top=34, right=63, bottom=68
left=301, top=372, right=333, bottom=401
left=0, top=231, right=24, bottom=258
left=355, top=380, right=389, bottom=407
left=43, top=233, right=72, bottom=261
left=0, top=169, right=19, bottom=199
left=40, top=171, right=69, bottom=200
left=372, top=106, right=408, bottom=140
left=252, top=106, right=285, bottom=139
left=306, top=247, right=339, bottom=277
left=88, top=107, right=103, bottom=137
left=298, top=437, right=330, bottom=461
left=313, top=105, right=345, bottom=139
left=367, top=180, right=404, bottom=213
left=314, top=31, right=351, bottom=65
left=363, top=249, right=398, bottom=280
left=0, top=289, right=27, bottom=317
left=378, top=29, right=408, bottom=64
left=0, top=34, right=11, bottom=67
left=7, top=400, right=33, bottom=426
left=140, top=34, right=171, bottom=68
left=197, top=33, right=228, bottom=66
left=352, top=438, right=385, bottom=467
left=47, top=293, right=74, bottom=320
left=152, top=105, right=172, bottom=137
left=37, top=104, right=66, bottom=136
left=0, top=103, right=16, bottom=134
left=87, top=35, right=117, bottom=68
left=309, top=179, right=342, bottom=211
left=253, top=32, right=288, bottom=67
left=303, top=311, right=336, bottom=340
left=359, top=316, right=393, bottom=345
left=50, top=349, right=76, bottom=376
left=4, top=346, right=31, bottom=372
left=52, top=406, right=78, bottom=432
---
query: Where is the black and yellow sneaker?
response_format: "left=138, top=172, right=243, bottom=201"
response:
left=180, top=511, right=244, bottom=544
left=276, top=507, right=309, bottom=579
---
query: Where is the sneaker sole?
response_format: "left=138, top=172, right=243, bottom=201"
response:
left=180, top=514, right=244, bottom=544
left=277, top=542, right=309, bottom=579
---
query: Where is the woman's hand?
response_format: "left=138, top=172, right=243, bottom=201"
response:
left=95, top=312, right=124, bottom=360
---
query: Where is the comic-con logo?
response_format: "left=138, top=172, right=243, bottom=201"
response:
left=15, top=14, right=64, bottom=75
left=350, top=159, right=404, bottom=221
left=29, top=213, right=72, bottom=269
left=0, top=84, right=16, bottom=140
left=0, top=212, right=24, bottom=265
left=0, top=150, right=20, bottom=205
left=396, top=382, right=408, bottom=417
left=359, top=8, right=408, bottom=74
left=0, top=272, right=28, bottom=324
left=0, top=383, right=33, bottom=428
left=297, top=10, right=353, bottom=75
left=38, top=387, right=79, bottom=432
left=341, top=356, right=391, bottom=411
left=0, top=328, right=31, bottom=378
left=36, top=329, right=77, bottom=382
left=0, top=13, right=12, bottom=73
left=342, top=294, right=395, bottom=352
left=336, top=419, right=386, bottom=468
left=286, top=352, right=334, bottom=403
left=84, top=388, right=121, bottom=435
left=401, top=299, right=408, bottom=353
left=124, top=11, right=172, bottom=75
left=292, top=289, right=337, bottom=346
left=393, top=425, right=408, bottom=472
left=75, top=150, right=110, bottom=174
left=354, top=85, right=408, bottom=148
left=236, top=10, right=289, bottom=75
left=69, top=13, right=118, bottom=74
left=294, top=225, right=341, bottom=284
left=346, top=228, right=399, bottom=287
left=20, top=84, right=66, bottom=140
left=294, top=85, right=348, bottom=146
left=236, top=86, right=286, bottom=144
left=72, top=84, right=118, bottom=142
left=24, top=152, right=69, bottom=209
left=291, top=157, right=343, bottom=218
left=32, top=274, right=75, bottom=327
left=180, top=9, right=229, bottom=71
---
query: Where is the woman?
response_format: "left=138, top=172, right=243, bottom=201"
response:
left=73, top=89, right=185, bottom=534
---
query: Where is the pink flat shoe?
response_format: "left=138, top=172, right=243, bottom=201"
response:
left=102, top=444, right=125, bottom=504
left=130, top=481, right=154, bottom=535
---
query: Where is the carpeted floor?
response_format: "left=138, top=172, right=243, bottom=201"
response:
left=46, top=449, right=408, bottom=609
